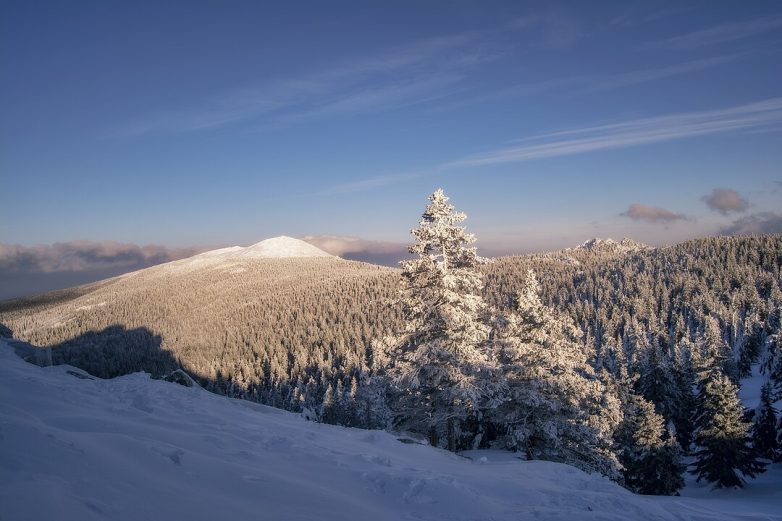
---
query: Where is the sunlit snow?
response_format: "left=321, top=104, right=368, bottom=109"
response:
left=1, top=339, right=779, bottom=521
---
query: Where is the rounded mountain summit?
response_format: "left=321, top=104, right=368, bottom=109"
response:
left=194, top=236, right=334, bottom=261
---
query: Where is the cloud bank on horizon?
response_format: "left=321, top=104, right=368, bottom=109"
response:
left=0, top=241, right=206, bottom=274
left=2, top=203, right=782, bottom=300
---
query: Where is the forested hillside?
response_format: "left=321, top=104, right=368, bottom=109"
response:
left=2, top=235, right=781, bottom=464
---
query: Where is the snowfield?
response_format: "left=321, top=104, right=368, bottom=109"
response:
left=159, top=235, right=335, bottom=274
left=0, top=340, right=779, bottom=521
left=193, top=236, right=333, bottom=260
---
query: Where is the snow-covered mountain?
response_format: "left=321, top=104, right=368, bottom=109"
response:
left=162, top=235, right=334, bottom=273
left=1, top=340, right=779, bottom=521
left=573, top=237, right=650, bottom=254
left=194, top=236, right=333, bottom=260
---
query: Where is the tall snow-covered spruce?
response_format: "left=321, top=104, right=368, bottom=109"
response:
left=691, top=369, right=766, bottom=488
left=388, top=189, right=494, bottom=451
left=387, top=189, right=621, bottom=478
left=614, top=394, right=685, bottom=495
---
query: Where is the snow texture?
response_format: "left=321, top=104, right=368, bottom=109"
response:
left=197, top=236, right=333, bottom=260
left=156, top=236, right=335, bottom=274
left=1, top=339, right=780, bottom=521
left=573, top=238, right=650, bottom=254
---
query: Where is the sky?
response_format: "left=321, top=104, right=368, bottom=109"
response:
left=2, top=1, right=782, bottom=298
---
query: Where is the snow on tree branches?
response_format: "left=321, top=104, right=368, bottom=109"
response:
left=389, top=189, right=494, bottom=451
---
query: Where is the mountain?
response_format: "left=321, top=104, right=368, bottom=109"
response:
left=572, top=237, right=650, bottom=254
left=157, top=236, right=333, bottom=273
left=193, top=236, right=333, bottom=260
left=2, top=234, right=781, bottom=435
left=0, top=236, right=401, bottom=424
left=2, top=339, right=778, bottom=521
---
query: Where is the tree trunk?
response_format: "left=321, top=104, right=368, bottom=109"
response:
left=447, top=417, right=456, bottom=452
left=429, top=426, right=439, bottom=448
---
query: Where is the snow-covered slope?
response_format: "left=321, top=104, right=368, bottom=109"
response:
left=157, top=235, right=335, bottom=273
left=195, top=236, right=333, bottom=260
left=573, top=237, right=650, bottom=254
left=1, top=341, right=779, bottom=521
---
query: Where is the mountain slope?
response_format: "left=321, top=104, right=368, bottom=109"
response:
left=2, top=341, right=779, bottom=521
left=2, top=235, right=781, bottom=432
left=186, top=236, right=333, bottom=264
left=0, top=242, right=401, bottom=417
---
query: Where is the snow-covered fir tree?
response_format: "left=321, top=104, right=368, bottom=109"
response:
left=615, top=394, right=685, bottom=495
left=388, top=189, right=494, bottom=451
left=489, top=269, right=622, bottom=478
left=320, top=383, right=337, bottom=424
left=762, top=331, right=782, bottom=399
left=691, top=370, right=766, bottom=488
left=635, top=336, right=681, bottom=427
left=669, top=338, right=697, bottom=453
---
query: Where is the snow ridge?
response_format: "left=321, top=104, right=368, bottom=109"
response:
left=196, top=236, right=333, bottom=260
left=573, top=237, right=650, bottom=254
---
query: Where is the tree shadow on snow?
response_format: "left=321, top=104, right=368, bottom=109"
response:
left=40, top=325, right=180, bottom=379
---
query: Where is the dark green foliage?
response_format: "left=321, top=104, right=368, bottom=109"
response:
left=752, top=383, right=779, bottom=461
left=616, top=395, right=685, bottom=495
left=0, top=322, right=12, bottom=338
left=737, top=322, right=764, bottom=378
left=635, top=339, right=679, bottom=423
left=691, top=372, right=766, bottom=488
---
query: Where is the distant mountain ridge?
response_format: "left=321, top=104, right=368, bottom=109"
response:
left=572, top=237, right=650, bottom=254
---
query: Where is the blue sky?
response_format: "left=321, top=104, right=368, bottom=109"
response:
left=2, top=0, right=781, bottom=272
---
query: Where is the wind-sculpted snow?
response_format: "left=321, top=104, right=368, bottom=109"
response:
left=1, top=341, right=779, bottom=521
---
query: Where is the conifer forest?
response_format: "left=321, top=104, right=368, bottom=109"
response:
left=2, top=190, right=781, bottom=494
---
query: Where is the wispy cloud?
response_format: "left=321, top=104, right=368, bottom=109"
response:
left=326, top=173, right=422, bottom=195
left=331, top=97, right=782, bottom=194
left=572, top=55, right=739, bottom=92
left=647, top=15, right=782, bottom=50
left=439, top=54, right=738, bottom=110
left=274, top=74, right=465, bottom=127
left=620, top=203, right=687, bottom=224
left=118, top=31, right=505, bottom=136
left=445, top=97, right=782, bottom=168
left=609, top=5, right=692, bottom=28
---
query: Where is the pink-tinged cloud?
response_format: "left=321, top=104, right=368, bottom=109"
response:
left=701, top=188, right=749, bottom=214
left=720, top=212, right=782, bottom=235
left=620, top=203, right=687, bottom=223
left=300, top=235, right=409, bottom=266
left=0, top=241, right=207, bottom=274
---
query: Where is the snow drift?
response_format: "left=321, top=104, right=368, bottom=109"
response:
left=1, top=339, right=779, bottom=521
